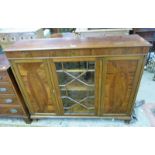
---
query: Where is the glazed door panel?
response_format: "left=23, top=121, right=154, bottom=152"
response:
left=101, top=56, right=143, bottom=115
left=11, top=59, right=58, bottom=114
left=51, top=58, right=100, bottom=116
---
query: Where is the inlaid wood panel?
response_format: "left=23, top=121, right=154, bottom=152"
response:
left=102, top=57, right=141, bottom=114
left=12, top=60, right=58, bottom=114
left=5, top=47, right=148, bottom=59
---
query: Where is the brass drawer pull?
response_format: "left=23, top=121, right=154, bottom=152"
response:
left=5, top=98, right=13, bottom=104
left=0, top=88, right=8, bottom=92
left=10, top=108, right=17, bottom=113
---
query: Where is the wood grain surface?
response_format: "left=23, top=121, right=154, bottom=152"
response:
left=4, top=35, right=151, bottom=52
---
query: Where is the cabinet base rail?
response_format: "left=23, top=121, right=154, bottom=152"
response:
left=30, top=115, right=131, bottom=121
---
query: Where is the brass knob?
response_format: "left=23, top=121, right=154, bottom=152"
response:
left=10, top=108, right=17, bottom=113
left=5, top=99, right=13, bottom=104
left=0, top=88, right=8, bottom=92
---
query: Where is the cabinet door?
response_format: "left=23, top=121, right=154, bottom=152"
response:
left=101, top=56, right=144, bottom=115
left=11, top=59, right=59, bottom=114
left=50, top=58, right=101, bottom=116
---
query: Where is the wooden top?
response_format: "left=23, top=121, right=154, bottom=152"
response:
left=4, top=35, right=151, bottom=52
left=0, top=54, right=10, bottom=71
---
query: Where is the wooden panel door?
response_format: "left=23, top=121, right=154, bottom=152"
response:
left=10, top=59, right=60, bottom=115
left=50, top=57, right=101, bottom=116
left=101, top=56, right=144, bottom=116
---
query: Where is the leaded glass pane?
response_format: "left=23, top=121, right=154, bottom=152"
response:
left=55, top=61, right=95, bottom=115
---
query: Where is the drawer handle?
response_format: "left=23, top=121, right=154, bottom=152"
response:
left=5, top=98, right=13, bottom=104
left=0, top=88, right=8, bottom=92
left=0, top=76, right=3, bottom=80
left=10, top=108, right=18, bottom=113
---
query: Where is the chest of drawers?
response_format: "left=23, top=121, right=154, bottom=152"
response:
left=0, top=54, right=31, bottom=123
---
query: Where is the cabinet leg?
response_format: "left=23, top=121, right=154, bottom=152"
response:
left=23, top=117, right=32, bottom=124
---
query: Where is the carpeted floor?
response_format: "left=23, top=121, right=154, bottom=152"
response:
left=142, top=103, right=155, bottom=126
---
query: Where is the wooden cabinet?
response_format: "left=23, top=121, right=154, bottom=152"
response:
left=4, top=35, right=151, bottom=121
left=0, top=54, right=31, bottom=123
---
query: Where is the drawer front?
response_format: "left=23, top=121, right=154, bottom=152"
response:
left=0, top=95, right=19, bottom=105
left=0, top=72, right=9, bottom=82
left=0, top=106, right=24, bottom=116
left=0, top=83, right=14, bottom=94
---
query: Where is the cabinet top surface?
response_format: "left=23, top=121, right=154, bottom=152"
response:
left=4, top=34, right=151, bottom=52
